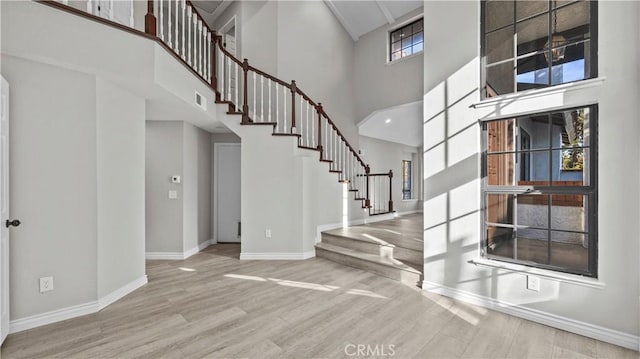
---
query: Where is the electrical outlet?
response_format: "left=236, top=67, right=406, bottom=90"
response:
left=265, top=229, right=272, bottom=238
left=39, top=276, right=54, bottom=293
left=527, top=275, right=540, bottom=292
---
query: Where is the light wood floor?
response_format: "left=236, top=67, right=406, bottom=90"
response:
left=1, top=243, right=637, bottom=358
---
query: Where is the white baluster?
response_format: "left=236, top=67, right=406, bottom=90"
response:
left=207, top=32, right=212, bottom=81
left=226, top=56, right=231, bottom=100
left=306, top=101, right=313, bottom=147
left=187, top=7, right=191, bottom=64
left=219, top=49, right=224, bottom=100
left=253, top=73, right=256, bottom=120
left=275, top=83, right=279, bottom=130
left=174, top=0, right=179, bottom=52
left=268, top=79, right=272, bottom=124
left=109, top=0, right=114, bottom=20
left=260, top=76, right=264, bottom=123
left=129, top=0, right=134, bottom=27
left=234, top=62, right=239, bottom=111
left=193, top=15, right=198, bottom=71
left=181, top=0, right=185, bottom=58
left=159, top=0, right=164, bottom=41
left=168, top=0, right=172, bottom=48
left=62, top=0, right=68, bottom=4
left=283, top=86, right=287, bottom=132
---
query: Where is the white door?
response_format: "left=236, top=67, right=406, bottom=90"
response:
left=95, top=0, right=133, bottom=27
left=215, top=143, right=241, bottom=243
left=1, top=76, right=11, bottom=345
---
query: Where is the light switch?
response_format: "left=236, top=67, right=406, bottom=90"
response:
left=171, top=175, right=181, bottom=183
left=169, top=190, right=178, bottom=199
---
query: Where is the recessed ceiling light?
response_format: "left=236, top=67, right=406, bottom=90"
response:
left=385, top=118, right=392, bottom=124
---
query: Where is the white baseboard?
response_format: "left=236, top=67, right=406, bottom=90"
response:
left=145, top=252, right=185, bottom=260
left=422, top=280, right=640, bottom=351
left=9, top=301, right=98, bottom=334
left=97, top=275, right=148, bottom=311
left=147, top=239, right=212, bottom=260
left=10, top=275, right=148, bottom=334
left=240, top=250, right=315, bottom=260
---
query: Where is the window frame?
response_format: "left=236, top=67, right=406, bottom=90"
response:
left=402, top=160, right=412, bottom=200
left=480, top=0, right=599, bottom=99
left=480, top=105, right=598, bottom=277
left=388, top=17, right=424, bottom=63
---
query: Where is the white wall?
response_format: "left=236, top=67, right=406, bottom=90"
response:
left=2, top=55, right=147, bottom=321
left=3, top=56, right=98, bottom=320
left=213, top=1, right=358, bottom=148
left=183, top=122, right=212, bottom=249
left=360, top=136, right=421, bottom=214
left=96, top=77, right=146, bottom=298
left=145, top=121, right=184, bottom=252
left=423, top=0, right=640, bottom=346
left=146, top=121, right=212, bottom=254
left=354, top=7, right=424, bottom=122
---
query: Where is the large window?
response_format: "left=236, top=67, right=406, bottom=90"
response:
left=389, top=18, right=423, bottom=62
left=402, top=160, right=412, bottom=200
left=481, top=0, right=597, bottom=98
left=481, top=105, right=597, bottom=276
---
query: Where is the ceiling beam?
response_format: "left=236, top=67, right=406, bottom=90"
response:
left=376, top=1, right=395, bottom=25
left=210, top=0, right=233, bottom=23
left=323, top=0, right=359, bottom=41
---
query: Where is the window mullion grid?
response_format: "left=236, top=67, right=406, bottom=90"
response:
left=547, top=1, right=553, bottom=86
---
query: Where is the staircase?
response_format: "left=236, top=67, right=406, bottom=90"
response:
left=316, top=214, right=423, bottom=287
left=41, top=0, right=408, bottom=280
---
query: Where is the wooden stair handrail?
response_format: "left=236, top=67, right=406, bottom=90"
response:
left=212, top=35, right=367, bottom=168
left=38, top=0, right=394, bottom=215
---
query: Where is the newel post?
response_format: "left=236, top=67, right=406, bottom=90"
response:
left=365, top=165, right=371, bottom=208
left=316, top=103, right=323, bottom=157
left=145, top=0, right=157, bottom=36
left=242, top=58, right=250, bottom=124
left=290, top=80, right=297, bottom=133
left=388, top=170, right=394, bottom=212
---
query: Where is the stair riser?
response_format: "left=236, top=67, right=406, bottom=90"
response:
left=321, top=234, right=422, bottom=265
left=316, top=247, right=422, bottom=287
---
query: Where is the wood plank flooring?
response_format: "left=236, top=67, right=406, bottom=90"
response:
left=1, top=242, right=637, bottom=358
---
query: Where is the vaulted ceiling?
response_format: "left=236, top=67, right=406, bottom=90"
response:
left=324, top=0, right=423, bottom=41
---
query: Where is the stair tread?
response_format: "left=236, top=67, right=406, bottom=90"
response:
left=315, top=242, right=422, bottom=275
left=322, top=226, right=423, bottom=252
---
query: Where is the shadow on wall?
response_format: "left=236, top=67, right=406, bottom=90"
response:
left=423, top=57, right=562, bottom=305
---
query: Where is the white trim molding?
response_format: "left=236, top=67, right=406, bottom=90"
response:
left=97, top=275, right=148, bottom=311
left=145, top=252, right=185, bottom=260
left=146, top=240, right=212, bottom=260
left=9, top=301, right=98, bottom=334
left=422, top=280, right=639, bottom=351
left=10, top=275, right=148, bottom=334
left=240, top=251, right=315, bottom=260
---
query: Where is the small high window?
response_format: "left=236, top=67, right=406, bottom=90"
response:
left=402, top=160, right=412, bottom=200
left=481, top=0, right=597, bottom=98
left=481, top=105, right=597, bottom=277
left=390, top=18, right=423, bottom=62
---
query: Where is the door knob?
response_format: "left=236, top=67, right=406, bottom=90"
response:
left=6, top=219, right=20, bottom=228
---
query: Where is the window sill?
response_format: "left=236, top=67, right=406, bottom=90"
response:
left=470, top=77, right=607, bottom=110
left=468, top=258, right=605, bottom=289
left=401, top=199, right=419, bottom=202
left=385, top=51, right=423, bottom=66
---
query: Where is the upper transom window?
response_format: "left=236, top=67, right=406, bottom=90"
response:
left=481, top=0, right=597, bottom=98
left=390, top=18, right=424, bottom=62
